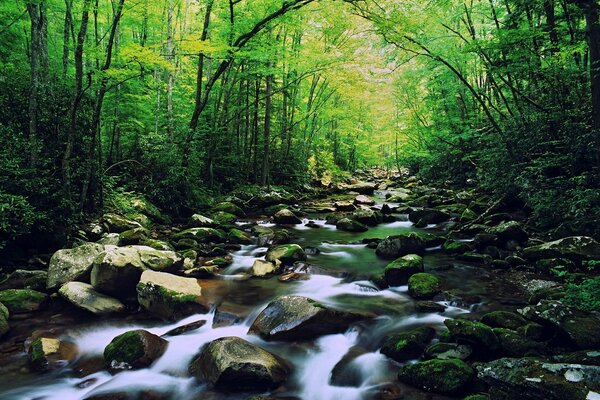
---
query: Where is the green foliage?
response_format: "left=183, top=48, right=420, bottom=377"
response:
left=564, top=277, right=600, bottom=312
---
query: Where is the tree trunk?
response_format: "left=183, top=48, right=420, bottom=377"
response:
left=262, top=68, right=273, bottom=187
left=62, top=0, right=73, bottom=78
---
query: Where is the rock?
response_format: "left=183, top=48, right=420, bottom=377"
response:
left=353, top=209, right=380, bottom=226
left=249, top=295, right=364, bottom=341
left=0, top=289, right=48, bottom=314
left=518, top=300, right=600, bottom=349
left=384, top=254, right=424, bottom=286
left=336, top=218, right=369, bottom=232
left=487, top=221, right=528, bottom=245
left=0, top=269, right=47, bottom=291
left=474, top=233, right=499, bottom=250
left=90, top=246, right=146, bottom=298
left=104, top=330, right=168, bottom=373
left=117, top=227, right=149, bottom=246
left=375, top=233, right=426, bottom=259
left=480, top=311, right=527, bottom=330
left=408, top=209, right=451, bottom=225
left=535, top=258, right=576, bottom=274
left=59, top=282, right=125, bottom=315
left=518, top=322, right=547, bottom=341
left=0, top=303, right=8, bottom=337
left=554, top=350, right=600, bottom=366
left=212, top=211, right=237, bottom=225
left=354, top=195, right=375, bottom=205
left=476, top=357, right=600, bottom=400
left=442, top=240, right=470, bottom=254
left=380, top=326, right=436, bottom=362
left=212, top=201, right=246, bottom=217
left=414, top=301, right=447, bottom=313
left=102, top=214, right=143, bottom=233
left=424, top=343, right=472, bottom=361
left=172, top=227, right=225, bottom=243
left=334, top=201, right=356, bottom=211
left=397, top=359, right=475, bottom=395
left=163, top=320, right=207, bottom=337
left=189, top=337, right=289, bottom=391
left=493, top=328, right=546, bottom=357
left=522, top=236, right=600, bottom=262
left=408, top=273, right=441, bottom=300
left=346, top=182, right=377, bottom=194
left=273, top=209, right=302, bottom=225
left=188, top=214, right=215, bottom=228
left=227, top=228, right=253, bottom=244
left=265, top=244, right=307, bottom=265
left=136, top=270, right=207, bottom=320
left=141, top=240, right=174, bottom=252
left=329, top=346, right=369, bottom=387
left=129, top=196, right=169, bottom=224
left=29, top=336, right=77, bottom=372
left=278, top=272, right=309, bottom=282
left=444, top=319, right=499, bottom=352
left=135, top=246, right=183, bottom=272
left=47, top=243, right=105, bottom=290
left=252, top=260, right=280, bottom=277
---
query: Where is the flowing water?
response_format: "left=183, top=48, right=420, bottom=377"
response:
left=0, top=192, right=526, bottom=400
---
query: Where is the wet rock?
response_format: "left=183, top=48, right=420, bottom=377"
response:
left=189, top=336, right=289, bottom=391
left=252, top=260, right=280, bottom=277
left=136, top=270, right=207, bottom=320
left=212, top=211, right=238, bottom=225
left=212, top=309, right=243, bottom=328
left=104, top=330, right=168, bottom=373
left=188, top=214, right=215, bottom=228
left=249, top=295, right=365, bottom=341
left=336, top=218, right=369, bottom=232
left=397, top=359, right=475, bottom=395
left=273, top=209, right=302, bottom=225
left=346, top=182, right=377, bottom=194
left=227, top=228, right=253, bottom=244
left=172, top=228, right=225, bottom=243
left=141, top=240, right=174, bottom=252
left=134, top=246, right=183, bottom=272
left=480, top=311, right=528, bottom=331
left=381, top=326, right=436, bottom=362
left=90, top=246, right=146, bottom=298
left=183, top=266, right=219, bottom=279
left=408, top=209, right=451, bottom=225
left=444, top=319, right=499, bottom=353
left=163, top=320, right=207, bottom=337
left=492, top=328, right=547, bottom=357
left=0, top=289, right=48, bottom=314
left=476, top=357, right=600, bottom=400
left=0, top=269, right=47, bottom=291
left=518, top=300, right=600, bottom=349
left=28, top=336, right=77, bottom=372
left=518, top=322, right=547, bottom=341
left=522, top=236, right=600, bottom=262
left=117, top=227, right=149, bottom=246
left=442, top=240, right=470, bottom=254
left=375, top=233, right=426, bottom=259
left=278, top=272, right=310, bottom=282
left=329, top=346, right=369, bottom=387
left=408, top=273, right=441, bottom=300
left=424, top=343, right=472, bottom=361
left=486, top=221, right=528, bottom=245
left=414, top=301, right=447, bottom=313
left=59, top=282, right=125, bottom=315
left=354, top=195, right=375, bottom=205
left=102, top=214, right=143, bottom=233
left=384, top=254, right=424, bottom=286
left=212, top=202, right=246, bottom=217
left=47, top=243, right=105, bottom=290
left=334, top=201, right=356, bottom=212
left=265, top=244, right=307, bottom=265
left=353, top=209, right=380, bottom=226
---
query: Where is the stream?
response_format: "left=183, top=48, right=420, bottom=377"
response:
left=0, top=191, right=525, bottom=400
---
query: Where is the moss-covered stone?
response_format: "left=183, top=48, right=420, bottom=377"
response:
left=212, top=211, right=237, bottom=225
left=480, top=311, right=527, bottom=330
left=424, top=342, right=472, bottom=361
left=47, top=242, right=106, bottom=290
left=0, top=289, right=48, bottom=314
left=101, top=213, right=143, bottom=233
left=172, top=227, right=225, bottom=243
left=380, top=326, right=436, bottom=362
left=397, top=359, right=475, bottom=395
left=408, top=273, right=441, bottom=300
left=117, top=227, right=149, bottom=246
left=265, top=244, right=307, bottom=265
left=103, top=329, right=167, bottom=373
left=444, top=318, right=499, bottom=353
left=29, top=337, right=77, bottom=372
left=212, top=202, right=246, bottom=217
left=141, top=239, right=175, bottom=251
left=336, top=218, right=369, bottom=232
left=376, top=233, right=426, bottom=259
left=384, top=254, right=424, bottom=286
left=492, top=328, right=546, bottom=357
left=227, top=228, right=253, bottom=244
left=442, top=240, right=470, bottom=254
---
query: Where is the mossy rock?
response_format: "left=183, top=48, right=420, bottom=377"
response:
left=205, top=257, right=232, bottom=267
left=492, top=328, right=546, bottom=357
left=444, top=319, right=499, bottom=353
left=424, top=342, right=472, bottom=361
left=212, top=211, right=237, bottom=225
left=397, top=359, right=475, bottom=395
left=101, top=213, right=143, bottom=233
left=336, top=218, right=369, bottom=232
left=29, top=337, right=78, bottom=372
left=0, top=289, right=48, bottom=314
left=141, top=239, right=175, bottom=252
left=175, top=238, right=199, bottom=250
left=480, top=311, right=527, bottom=330
left=408, top=273, right=441, bottom=300
left=212, top=202, right=246, bottom=217
left=442, top=240, right=470, bottom=255
left=380, top=326, right=436, bottom=362
left=118, top=227, right=149, bottom=246
left=173, top=228, right=225, bottom=243
left=265, top=244, right=307, bottom=265
left=384, top=254, right=424, bottom=286
left=103, top=329, right=167, bottom=373
left=227, top=228, right=253, bottom=245
left=376, top=233, right=426, bottom=259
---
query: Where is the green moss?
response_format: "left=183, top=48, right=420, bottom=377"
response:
left=29, top=338, right=46, bottom=370
left=104, top=331, right=144, bottom=366
left=408, top=273, right=441, bottom=300
left=397, top=359, right=475, bottom=395
left=0, top=289, right=47, bottom=313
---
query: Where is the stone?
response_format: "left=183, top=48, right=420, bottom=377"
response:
left=414, top=301, right=447, bottom=313
left=102, top=214, right=143, bottom=233
left=188, top=214, right=215, bottom=228
left=442, top=240, right=470, bottom=254
left=408, top=209, right=451, bottom=225
left=408, top=273, right=441, bottom=300
left=141, top=240, right=174, bottom=252
left=375, top=233, right=426, bottom=259
left=384, top=254, right=424, bottom=286
left=249, top=295, right=365, bottom=341
left=424, top=343, right=472, bottom=361
left=336, top=218, right=369, bottom=232
left=486, top=221, right=528, bottom=245
left=47, top=243, right=105, bottom=290
left=136, top=270, right=207, bottom=320
left=493, top=328, right=547, bottom=357
left=480, top=311, right=528, bottom=330
left=163, top=320, right=207, bottom=337
left=334, top=201, right=356, bottom=212
left=444, top=319, right=499, bottom=352
left=354, top=195, right=375, bottom=205
left=273, top=209, right=302, bottom=225
left=135, top=246, right=183, bottom=272
left=0, top=289, right=48, bottom=314
left=397, top=359, right=475, bottom=395
left=227, top=228, right=253, bottom=244
left=90, top=246, right=146, bottom=298
left=265, top=244, right=307, bottom=265
left=212, top=202, right=246, bottom=217
left=252, top=260, right=280, bottom=277
left=212, top=211, right=237, bottom=225
left=29, top=336, right=78, bottom=372
left=117, top=227, right=149, bottom=246
left=380, top=326, right=436, bottom=362
left=0, top=269, right=47, bottom=291
left=104, top=330, right=168, bottom=373
left=59, top=282, right=125, bottom=315
left=346, top=182, right=377, bottom=194
left=172, top=227, right=225, bottom=243
left=189, top=337, right=289, bottom=391
left=522, top=236, right=600, bottom=262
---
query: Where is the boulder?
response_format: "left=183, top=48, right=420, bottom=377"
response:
left=172, top=228, right=225, bottom=243
left=265, top=244, right=307, bottom=265
left=408, top=209, right=451, bottom=225
left=252, top=260, right=280, bottom=277
left=212, top=211, right=237, bottom=225
left=336, top=218, right=368, bottom=232
left=136, top=270, right=207, bottom=320
left=346, top=182, right=377, bottom=194
left=376, top=233, right=426, bottom=259
left=29, top=336, right=77, bottom=372
left=334, top=201, right=356, bottom=212
left=134, top=246, right=183, bottom=272
left=380, top=326, right=436, bottom=362
left=90, top=246, right=146, bottom=298
left=518, top=300, right=600, bottom=349
left=59, top=282, right=125, bottom=315
left=522, top=236, right=600, bottom=262
left=444, top=319, right=499, bottom=353
left=414, top=301, right=447, bottom=313
left=249, top=295, right=364, bottom=341
left=0, top=269, right=47, bottom=291
left=212, top=202, right=246, bottom=217
left=354, top=195, right=375, bottom=205
left=442, top=240, right=470, bottom=254
left=493, top=328, right=546, bottom=357
left=104, top=330, right=168, bottom=373
left=384, top=254, right=424, bottom=286
left=101, top=214, right=143, bottom=233
left=273, top=209, right=302, bottom=225
left=424, top=343, right=472, bottom=361
left=476, top=357, right=600, bottom=400
left=227, top=228, right=253, bottom=244
left=408, top=273, right=441, bottom=300
left=397, top=359, right=475, bottom=395
left=487, top=221, right=528, bottom=245
left=117, top=227, right=149, bottom=246
left=352, top=209, right=380, bottom=226
left=480, top=311, right=527, bottom=331
left=0, top=289, right=48, bottom=314
left=188, top=214, right=215, bottom=228
left=189, top=337, right=289, bottom=391
left=141, top=239, right=174, bottom=252
left=47, top=243, right=105, bottom=290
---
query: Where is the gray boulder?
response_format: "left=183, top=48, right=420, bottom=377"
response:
left=47, top=243, right=105, bottom=290
left=59, top=282, right=125, bottom=315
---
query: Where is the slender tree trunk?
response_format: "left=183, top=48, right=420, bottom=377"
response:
left=262, top=67, right=273, bottom=187
left=579, top=0, right=600, bottom=130
left=166, top=0, right=175, bottom=138
left=62, top=0, right=73, bottom=78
